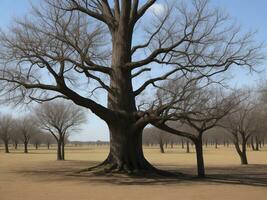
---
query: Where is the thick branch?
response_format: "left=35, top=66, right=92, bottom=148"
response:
left=154, top=123, right=197, bottom=141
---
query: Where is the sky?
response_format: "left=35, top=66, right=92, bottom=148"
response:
left=0, top=0, right=266, bottom=141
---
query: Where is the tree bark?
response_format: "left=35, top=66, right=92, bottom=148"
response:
left=194, top=139, right=205, bottom=178
left=99, top=126, right=154, bottom=173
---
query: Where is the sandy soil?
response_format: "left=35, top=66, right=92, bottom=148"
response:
left=0, top=145, right=267, bottom=200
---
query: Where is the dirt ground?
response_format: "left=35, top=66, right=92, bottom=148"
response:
left=0, top=145, right=267, bottom=200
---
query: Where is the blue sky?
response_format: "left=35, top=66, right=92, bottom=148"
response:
left=0, top=0, right=266, bottom=141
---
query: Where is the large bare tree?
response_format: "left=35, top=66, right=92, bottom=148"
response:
left=0, top=0, right=263, bottom=173
left=34, top=100, right=86, bottom=160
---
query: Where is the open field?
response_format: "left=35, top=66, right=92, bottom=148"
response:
left=1, top=145, right=267, bottom=200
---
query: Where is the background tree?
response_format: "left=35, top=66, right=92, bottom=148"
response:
left=221, top=95, right=259, bottom=165
left=253, top=85, right=267, bottom=150
left=34, top=100, right=86, bottom=160
left=43, top=133, right=56, bottom=150
left=153, top=83, right=239, bottom=177
left=31, top=133, right=43, bottom=150
left=11, top=131, right=20, bottom=150
left=0, top=115, right=14, bottom=153
left=16, top=116, right=38, bottom=153
left=143, top=127, right=180, bottom=153
left=0, top=0, right=263, bottom=174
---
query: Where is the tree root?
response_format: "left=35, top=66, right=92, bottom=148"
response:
left=77, top=159, right=182, bottom=178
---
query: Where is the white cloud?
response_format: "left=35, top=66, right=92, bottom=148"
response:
left=149, top=3, right=167, bottom=15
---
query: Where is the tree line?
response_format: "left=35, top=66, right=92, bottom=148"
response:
left=0, top=100, right=86, bottom=160
left=144, top=86, right=267, bottom=177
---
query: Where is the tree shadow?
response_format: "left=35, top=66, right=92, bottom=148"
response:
left=13, top=160, right=267, bottom=187
left=204, top=164, right=267, bottom=187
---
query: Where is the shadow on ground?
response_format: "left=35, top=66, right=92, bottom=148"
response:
left=13, top=160, right=267, bottom=187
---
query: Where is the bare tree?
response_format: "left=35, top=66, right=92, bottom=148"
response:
left=11, top=131, right=20, bottom=150
left=43, top=133, right=56, bottom=150
left=34, top=100, right=86, bottom=160
left=31, top=133, right=43, bottom=150
left=16, top=116, right=38, bottom=153
left=0, top=0, right=263, bottom=173
left=143, top=127, right=180, bottom=152
left=154, top=84, right=239, bottom=177
left=0, top=115, right=14, bottom=153
left=158, top=130, right=167, bottom=153
left=253, top=84, right=267, bottom=150
left=221, top=95, right=259, bottom=165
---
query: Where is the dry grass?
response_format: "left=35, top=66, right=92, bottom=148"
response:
left=0, top=144, right=267, bottom=200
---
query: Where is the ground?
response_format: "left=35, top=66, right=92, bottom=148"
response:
left=0, top=144, right=267, bottom=200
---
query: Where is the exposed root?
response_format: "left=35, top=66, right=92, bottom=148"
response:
left=77, top=159, right=183, bottom=178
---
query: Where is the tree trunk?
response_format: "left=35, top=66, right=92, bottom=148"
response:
left=159, top=138, right=165, bottom=153
left=194, top=139, right=205, bottom=178
left=251, top=137, right=255, bottom=150
left=61, top=139, right=65, bottom=160
left=57, top=140, right=63, bottom=160
left=35, top=144, right=38, bottom=150
left=234, top=141, right=248, bottom=165
left=239, top=143, right=248, bottom=165
left=186, top=140, right=190, bottom=153
left=89, top=23, right=157, bottom=174
left=99, top=27, right=155, bottom=173
left=181, top=140, right=184, bottom=149
left=255, top=136, right=259, bottom=151
left=4, top=141, right=9, bottom=153
left=241, top=139, right=248, bottom=164
left=14, top=142, right=18, bottom=150
left=240, top=151, right=248, bottom=164
left=47, top=143, right=50, bottom=149
left=24, top=142, right=28, bottom=153
left=99, top=126, right=154, bottom=173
